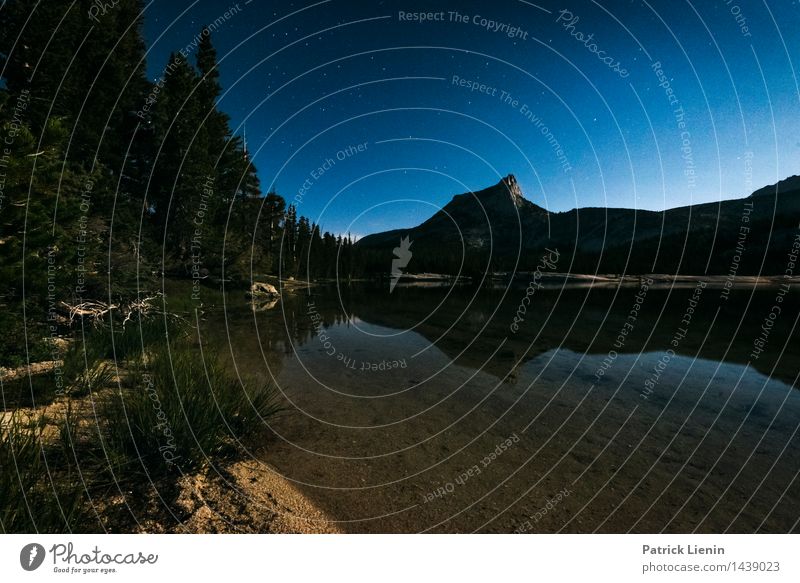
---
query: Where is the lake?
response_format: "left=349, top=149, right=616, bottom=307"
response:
left=204, top=279, right=800, bottom=533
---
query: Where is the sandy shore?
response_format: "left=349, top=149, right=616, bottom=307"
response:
left=168, top=459, right=342, bottom=534
left=2, top=371, right=341, bottom=534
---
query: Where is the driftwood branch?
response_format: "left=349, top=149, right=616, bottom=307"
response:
left=59, top=293, right=163, bottom=328
left=120, top=294, right=161, bottom=328
left=60, top=300, right=118, bottom=324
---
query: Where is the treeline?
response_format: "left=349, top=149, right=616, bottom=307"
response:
left=0, top=1, right=358, bottom=365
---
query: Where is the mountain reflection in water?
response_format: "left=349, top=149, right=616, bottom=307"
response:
left=208, top=282, right=800, bottom=533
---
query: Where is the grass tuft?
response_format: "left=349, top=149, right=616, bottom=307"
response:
left=1, top=315, right=283, bottom=532
left=97, top=338, right=284, bottom=481
left=0, top=413, right=85, bottom=533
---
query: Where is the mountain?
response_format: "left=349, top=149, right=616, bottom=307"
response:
left=356, top=174, right=800, bottom=275
left=750, top=175, right=800, bottom=198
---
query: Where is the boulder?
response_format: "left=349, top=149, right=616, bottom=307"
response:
left=246, top=281, right=279, bottom=299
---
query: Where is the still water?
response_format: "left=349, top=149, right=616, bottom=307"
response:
left=205, top=280, right=800, bottom=533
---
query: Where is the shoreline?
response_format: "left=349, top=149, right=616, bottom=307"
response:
left=382, top=271, right=800, bottom=289
left=1, top=386, right=341, bottom=534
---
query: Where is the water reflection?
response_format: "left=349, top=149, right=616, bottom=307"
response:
left=209, top=282, right=800, bottom=532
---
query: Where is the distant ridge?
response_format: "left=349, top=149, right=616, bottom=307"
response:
left=357, top=174, right=800, bottom=275
left=750, top=175, right=800, bottom=198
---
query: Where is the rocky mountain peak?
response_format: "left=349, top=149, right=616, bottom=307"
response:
left=499, top=174, right=524, bottom=207
left=501, top=173, right=521, bottom=194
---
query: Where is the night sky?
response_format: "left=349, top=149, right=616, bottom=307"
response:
left=143, top=0, right=800, bottom=237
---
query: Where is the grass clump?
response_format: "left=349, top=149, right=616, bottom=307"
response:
left=1, top=314, right=283, bottom=532
left=98, top=339, right=284, bottom=481
left=0, top=414, right=85, bottom=533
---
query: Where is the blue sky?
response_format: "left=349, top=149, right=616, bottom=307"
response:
left=143, top=0, right=800, bottom=236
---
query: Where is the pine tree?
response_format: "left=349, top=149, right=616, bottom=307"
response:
left=0, top=93, right=97, bottom=363
left=281, top=204, right=298, bottom=275
left=0, top=1, right=149, bottom=198
left=308, top=223, right=324, bottom=277
left=196, top=32, right=229, bottom=157
left=295, top=216, right=312, bottom=278
left=149, top=52, right=211, bottom=260
left=263, top=191, right=285, bottom=258
left=0, top=5, right=284, bottom=364
left=0, top=2, right=152, bottom=362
